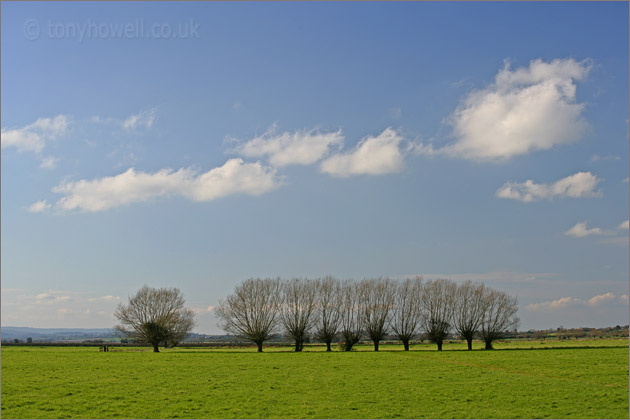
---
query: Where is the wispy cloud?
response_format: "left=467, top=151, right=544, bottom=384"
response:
left=320, top=127, right=405, bottom=177
left=44, top=158, right=282, bottom=213
left=410, top=270, right=559, bottom=285
left=496, top=172, right=602, bottom=202
left=587, top=292, right=616, bottom=307
left=389, top=107, right=403, bottom=120
left=1, top=289, right=122, bottom=328
left=1, top=115, right=69, bottom=154
left=526, top=296, right=579, bottom=311
left=565, top=219, right=629, bottom=240
left=589, top=154, right=620, bottom=163
left=526, top=292, right=625, bottom=311
left=414, top=58, right=591, bottom=162
left=231, top=125, right=344, bottom=167
left=191, top=305, right=215, bottom=314
left=122, top=108, right=157, bottom=131
left=87, top=295, right=120, bottom=302
left=27, top=200, right=52, bottom=214
left=34, top=292, right=73, bottom=304
left=39, top=156, right=59, bottom=170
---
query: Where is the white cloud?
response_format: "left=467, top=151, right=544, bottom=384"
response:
left=496, top=172, right=602, bottom=202
left=1, top=115, right=69, bottom=153
left=27, top=200, right=51, bottom=214
left=526, top=296, right=578, bottom=311
left=89, top=116, right=115, bottom=124
left=192, top=305, right=216, bottom=315
left=39, top=156, right=58, bottom=170
left=34, top=292, right=72, bottom=304
left=122, top=108, right=157, bottom=131
left=526, top=292, right=626, bottom=311
left=49, top=158, right=283, bottom=212
left=589, top=154, right=620, bottom=163
left=320, top=127, right=405, bottom=177
left=565, top=220, right=628, bottom=240
left=1, top=289, right=122, bottom=328
left=415, top=58, right=591, bottom=162
left=233, top=125, right=344, bottom=167
left=564, top=221, right=610, bottom=238
left=623, top=177, right=629, bottom=184
left=587, top=292, right=616, bottom=307
left=617, top=220, right=629, bottom=230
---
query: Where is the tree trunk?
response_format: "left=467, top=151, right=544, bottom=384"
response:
left=485, top=340, right=493, bottom=350
left=326, top=341, right=332, bottom=352
left=436, top=340, right=443, bottom=351
left=153, top=344, right=159, bottom=353
left=345, top=342, right=353, bottom=351
left=373, top=340, right=379, bottom=352
left=402, top=339, right=410, bottom=351
left=257, top=341, right=263, bottom=352
left=467, top=338, right=473, bottom=351
left=294, top=340, right=301, bottom=352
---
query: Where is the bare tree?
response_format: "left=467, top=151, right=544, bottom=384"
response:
left=339, top=280, right=362, bottom=351
left=359, top=277, right=395, bottom=351
left=114, top=285, right=196, bottom=352
left=454, top=281, right=487, bottom=350
left=279, top=278, right=318, bottom=352
left=421, top=278, right=457, bottom=351
left=314, top=275, right=342, bottom=352
left=480, top=288, right=519, bottom=350
left=390, top=276, right=423, bottom=351
left=215, top=278, right=282, bottom=352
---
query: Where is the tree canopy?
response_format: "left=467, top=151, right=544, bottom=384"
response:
left=114, top=285, right=196, bottom=352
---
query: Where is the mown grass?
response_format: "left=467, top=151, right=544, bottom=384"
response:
left=1, top=339, right=628, bottom=419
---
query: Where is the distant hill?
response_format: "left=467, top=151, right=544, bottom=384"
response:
left=1, top=326, right=117, bottom=341
left=0, top=326, right=226, bottom=343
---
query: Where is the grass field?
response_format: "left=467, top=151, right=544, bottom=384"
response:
left=2, top=339, right=628, bottom=419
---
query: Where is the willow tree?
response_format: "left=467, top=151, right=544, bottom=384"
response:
left=215, top=278, right=282, bottom=352
left=279, top=278, right=318, bottom=352
left=314, top=276, right=342, bottom=352
left=480, top=288, right=519, bottom=350
left=421, top=278, right=457, bottom=351
left=339, top=280, right=362, bottom=351
left=359, top=277, right=395, bottom=351
left=114, top=285, right=196, bottom=352
left=454, top=281, right=487, bottom=350
left=390, top=276, right=423, bottom=351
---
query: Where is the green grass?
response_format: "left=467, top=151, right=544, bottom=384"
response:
left=2, top=339, right=628, bottom=419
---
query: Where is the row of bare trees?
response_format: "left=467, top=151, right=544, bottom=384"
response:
left=215, top=276, right=519, bottom=352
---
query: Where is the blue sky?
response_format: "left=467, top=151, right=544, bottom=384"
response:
left=2, top=1, right=628, bottom=333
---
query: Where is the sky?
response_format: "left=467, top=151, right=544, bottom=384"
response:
left=1, top=1, right=628, bottom=334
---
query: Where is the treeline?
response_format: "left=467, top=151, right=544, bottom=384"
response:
left=216, top=277, right=519, bottom=352
left=514, top=325, right=629, bottom=340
